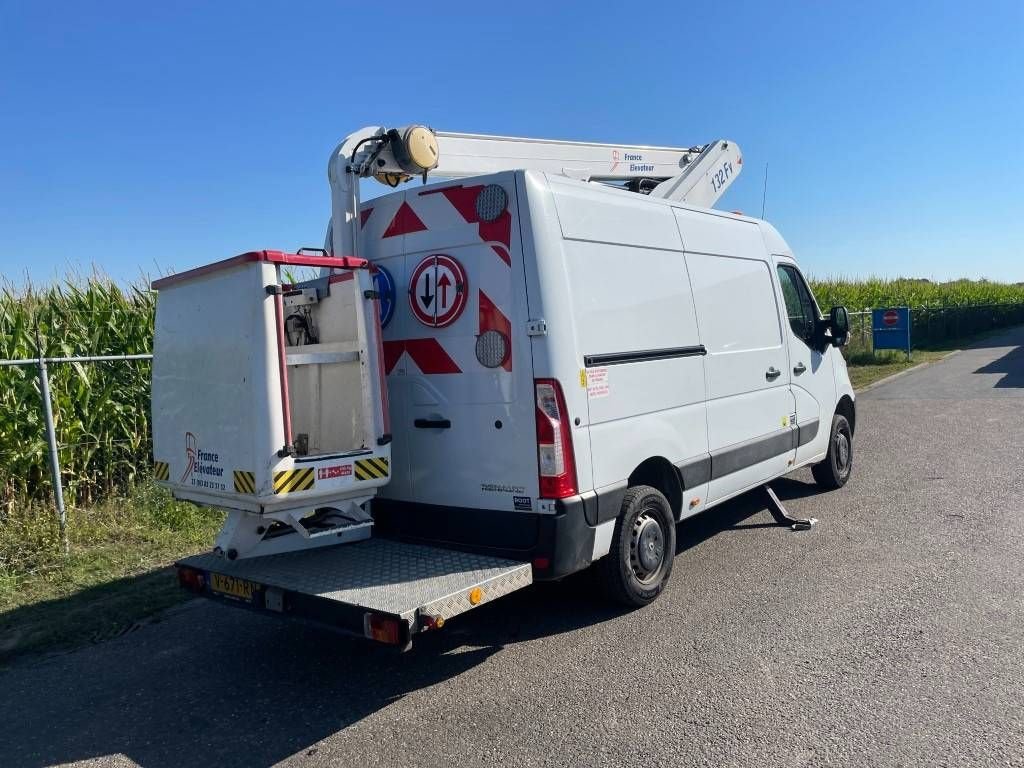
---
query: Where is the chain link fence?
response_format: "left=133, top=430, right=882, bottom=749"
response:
left=844, top=303, right=1024, bottom=358
left=3, top=301, right=1024, bottom=555
left=0, top=349, right=152, bottom=553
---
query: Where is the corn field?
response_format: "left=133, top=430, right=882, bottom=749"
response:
left=809, top=277, right=1024, bottom=310
left=0, top=279, right=154, bottom=507
left=1, top=274, right=1023, bottom=509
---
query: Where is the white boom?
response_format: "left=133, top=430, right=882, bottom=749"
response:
left=327, top=126, right=742, bottom=259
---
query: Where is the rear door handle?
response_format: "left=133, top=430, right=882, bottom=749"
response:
left=765, top=366, right=781, bottom=381
left=793, top=362, right=807, bottom=375
left=414, top=418, right=451, bottom=429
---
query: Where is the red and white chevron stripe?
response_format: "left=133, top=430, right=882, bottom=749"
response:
left=364, top=180, right=516, bottom=378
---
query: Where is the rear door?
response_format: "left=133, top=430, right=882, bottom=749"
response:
left=362, top=174, right=539, bottom=513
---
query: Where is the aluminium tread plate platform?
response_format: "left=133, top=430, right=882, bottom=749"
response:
left=179, top=538, right=532, bottom=623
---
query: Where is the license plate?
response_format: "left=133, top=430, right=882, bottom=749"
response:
left=210, top=573, right=258, bottom=602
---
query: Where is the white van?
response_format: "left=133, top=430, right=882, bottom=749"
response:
left=157, top=130, right=855, bottom=645
left=360, top=169, right=855, bottom=605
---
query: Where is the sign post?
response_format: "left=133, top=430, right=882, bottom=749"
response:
left=872, top=307, right=911, bottom=361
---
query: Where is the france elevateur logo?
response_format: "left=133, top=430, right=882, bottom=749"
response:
left=180, top=431, right=225, bottom=489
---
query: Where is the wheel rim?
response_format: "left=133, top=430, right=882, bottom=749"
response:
left=630, top=510, right=665, bottom=584
left=834, top=427, right=851, bottom=476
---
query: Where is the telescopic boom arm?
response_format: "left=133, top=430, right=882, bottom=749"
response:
left=327, top=126, right=742, bottom=258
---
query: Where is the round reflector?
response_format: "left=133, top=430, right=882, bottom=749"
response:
left=475, top=330, right=509, bottom=368
left=475, top=184, right=507, bottom=223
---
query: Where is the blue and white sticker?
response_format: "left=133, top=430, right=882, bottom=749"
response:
left=372, top=265, right=396, bottom=328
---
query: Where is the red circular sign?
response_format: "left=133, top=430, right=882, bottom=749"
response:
left=408, top=254, right=468, bottom=328
left=883, top=309, right=899, bottom=326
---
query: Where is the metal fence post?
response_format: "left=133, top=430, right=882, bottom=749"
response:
left=35, top=328, right=68, bottom=556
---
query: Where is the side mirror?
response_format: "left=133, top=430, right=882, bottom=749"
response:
left=829, top=306, right=850, bottom=347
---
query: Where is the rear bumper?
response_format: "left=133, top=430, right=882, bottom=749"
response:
left=372, top=496, right=599, bottom=580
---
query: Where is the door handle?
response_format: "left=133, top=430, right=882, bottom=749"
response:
left=414, top=418, right=451, bottom=429
left=765, top=366, right=781, bottom=381
left=793, top=362, right=807, bottom=375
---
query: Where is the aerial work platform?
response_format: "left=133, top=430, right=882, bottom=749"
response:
left=159, top=123, right=756, bottom=646
left=177, top=538, right=533, bottom=649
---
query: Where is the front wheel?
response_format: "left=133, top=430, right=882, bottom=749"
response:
left=598, top=485, right=676, bottom=607
left=812, top=413, right=854, bottom=489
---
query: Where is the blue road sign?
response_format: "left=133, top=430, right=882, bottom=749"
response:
left=872, top=307, right=911, bottom=354
left=372, top=265, right=396, bottom=328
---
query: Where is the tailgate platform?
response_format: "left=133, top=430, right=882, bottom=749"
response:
left=177, top=538, right=533, bottom=648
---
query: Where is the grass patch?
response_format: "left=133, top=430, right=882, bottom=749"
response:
left=0, top=482, right=222, bottom=665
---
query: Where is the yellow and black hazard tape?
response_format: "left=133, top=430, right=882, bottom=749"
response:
left=233, top=470, right=256, bottom=495
left=354, top=457, right=389, bottom=481
left=153, top=461, right=170, bottom=482
left=273, top=467, right=315, bottom=495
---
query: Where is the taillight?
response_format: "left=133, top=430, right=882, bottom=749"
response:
left=177, top=566, right=205, bottom=593
left=534, top=379, right=577, bottom=499
left=364, top=613, right=402, bottom=645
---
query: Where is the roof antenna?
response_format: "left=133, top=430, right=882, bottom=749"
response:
left=760, top=162, right=769, bottom=219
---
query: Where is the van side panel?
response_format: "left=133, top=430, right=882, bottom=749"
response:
left=677, top=209, right=797, bottom=503
left=544, top=177, right=710, bottom=517
left=517, top=172, right=595, bottom=498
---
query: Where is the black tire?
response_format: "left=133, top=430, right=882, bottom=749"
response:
left=811, top=413, right=854, bottom=489
left=598, top=485, right=676, bottom=607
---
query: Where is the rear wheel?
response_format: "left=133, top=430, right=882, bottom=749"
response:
left=812, top=413, right=853, bottom=489
left=598, top=485, right=676, bottom=607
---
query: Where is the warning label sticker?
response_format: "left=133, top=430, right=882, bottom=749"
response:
left=587, top=366, right=610, bottom=399
left=317, top=464, right=352, bottom=481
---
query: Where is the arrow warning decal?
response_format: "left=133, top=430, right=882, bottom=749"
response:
left=408, top=254, right=468, bottom=328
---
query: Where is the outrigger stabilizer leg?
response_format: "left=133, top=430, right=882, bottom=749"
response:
left=763, top=485, right=817, bottom=531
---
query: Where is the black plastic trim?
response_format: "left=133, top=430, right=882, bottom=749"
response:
left=372, top=497, right=596, bottom=581
left=798, top=418, right=819, bottom=447
left=593, top=481, right=629, bottom=525
left=677, top=455, right=712, bottom=488
left=549, top=496, right=597, bottom=577
left=293, top=447, right=372, bottom=463
left=373, top=498, right=539, bottom=554
left=414, top=418, right=451, bottom=429
left=584, top=345, right=706, bottom=367
left=710, top=429, right=797, bottom=480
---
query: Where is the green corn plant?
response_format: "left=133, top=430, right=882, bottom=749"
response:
left=0, top=276, right=155, bottom=508
left=808, top=276, right=1024, bottom=310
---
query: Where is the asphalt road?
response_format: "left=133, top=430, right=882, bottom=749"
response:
left=4, top=328, right=1024, bottom=768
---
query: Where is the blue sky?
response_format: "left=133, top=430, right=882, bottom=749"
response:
left=1, top=0, right=1021, bottom=286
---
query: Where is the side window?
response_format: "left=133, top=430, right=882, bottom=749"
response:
left=776, top=264, right=819, bottom=343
